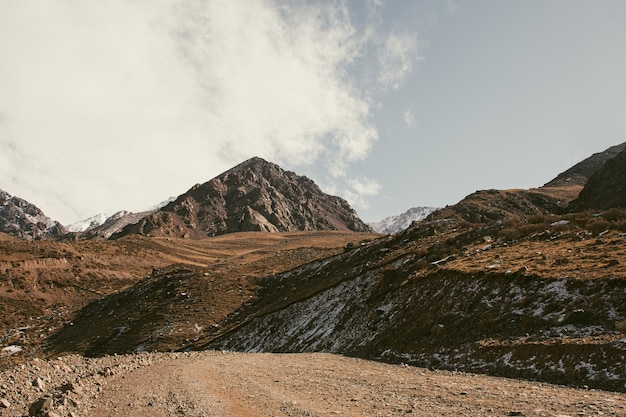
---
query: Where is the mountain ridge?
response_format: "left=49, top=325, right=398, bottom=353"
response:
left=0, top=189, right=67, bottom=240
left=544, top=141, right=626, bottom=188
left=369, top=206, right=439, bottom=234
left=67, top=197, right=176, bottom=239
left=113, top=157, right=372, bottom=239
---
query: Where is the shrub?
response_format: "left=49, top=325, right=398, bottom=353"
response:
left=528, top=215, right=550, bottom=224
left=601, top=208, right=626, bottom=222
left=615, top=220, right=626, bottom=233
left=569, top=212, right=592, bottom=228
left=588, top=219, right=610, bottom=236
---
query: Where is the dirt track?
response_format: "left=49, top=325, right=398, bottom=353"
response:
left=4, top=351, right=625, bottom=417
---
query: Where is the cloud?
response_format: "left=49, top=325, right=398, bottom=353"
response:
left=403, top=109, right=416, bottom=128
left=0, top=0, right=419, bottom=223
left=343, top=177, right=382, bottom=209
left=171, top=1, right=379, bottom=168
left=378, top=30, right=419, bottom=90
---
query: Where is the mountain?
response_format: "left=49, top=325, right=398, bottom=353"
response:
left=0, top=189, right=67, bottom=240
left=79, top=211, right=156, bottom=239
left=67, top=212, right=113, bottom=233
left=544, top=142, right=626, bottom=187
left=370, top=206, right=439, bottom=234
left=67, top=198, right=175, bottom=239
left=113, top=157, right=372, bottom=239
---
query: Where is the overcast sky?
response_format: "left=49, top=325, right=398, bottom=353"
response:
left=1, top=0, right=625, bottom=225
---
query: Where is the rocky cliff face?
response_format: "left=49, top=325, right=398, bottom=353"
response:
left=114, top=157, right=372, bottom=239
left=0, top=190, right=66, bottom=240
left=570, top=146, right=626, bottom=211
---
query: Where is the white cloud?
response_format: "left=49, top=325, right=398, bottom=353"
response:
left=0, top=0, right=419, bottom=224
left=378, top=30, right=419, bottom=90
left=403, top=109, right=416, bottom=128
left=171, top=1, right=378, bottom=168
left=343, top=176, right=382, bottom=209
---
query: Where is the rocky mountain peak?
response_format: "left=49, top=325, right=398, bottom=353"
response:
left=370, top=206, right=439, bottom=234
left=114, top=157, right=372, bottom=239
left=0, top=189, right=67, bottom=240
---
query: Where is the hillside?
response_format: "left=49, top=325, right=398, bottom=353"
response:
left=0, top=230, right=378, bottom=368
left=46, top=205, right=626, bottom=391
left=114, top=157, right=372, bottom=239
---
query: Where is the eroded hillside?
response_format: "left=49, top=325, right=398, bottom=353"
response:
left=1, top=231, right=378, bottom=368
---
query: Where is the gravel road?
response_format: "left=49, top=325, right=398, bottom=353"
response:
left=1, top=351, right=625, bottom=417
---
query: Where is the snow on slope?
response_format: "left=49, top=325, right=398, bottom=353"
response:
left=0, top=189, right=67, bottom=239
left=67, top=213, right=113, bottom=232
left=369, top=207, right=439, bottom=234
left=67, top=197, right=176, bottom=233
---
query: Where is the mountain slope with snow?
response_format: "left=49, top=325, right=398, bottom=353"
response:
left=369, top=206, right=438, bottom=234
left=67, top=213, right=113, bottom=233
left=0, top=189, right=67, bottom=240
left=68, top=198, right=176, bottom=239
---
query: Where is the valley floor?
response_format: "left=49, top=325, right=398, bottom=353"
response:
left=1, top=351, right=625, bottom=417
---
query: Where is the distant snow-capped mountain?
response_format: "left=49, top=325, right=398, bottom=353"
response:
left=370, top=206, right=439, bottom=234
left=67, top=197, right=175, bottom=238
left=67, top=212, right=113, bottom=233
left=0, top=189, right=67, bottom=240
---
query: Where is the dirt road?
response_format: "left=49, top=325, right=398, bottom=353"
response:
left=2, top=351, right=625, bottom=416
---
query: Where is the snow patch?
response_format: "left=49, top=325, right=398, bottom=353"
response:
left=1, top=345, right=23, bottom=355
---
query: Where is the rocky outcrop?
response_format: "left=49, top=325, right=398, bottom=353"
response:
left=570, top=146, right=626, bottom=211
left=428, top=188, right=564, bottom=224
left=0, top=190, right=67, bottom=240
left=113, top=157, right=372, bottom=239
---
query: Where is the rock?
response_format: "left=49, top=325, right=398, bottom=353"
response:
left=33, top=377, right=46, bottom=390
left=0, top=398, right=10, bottom=408
left=60, top=381, right=83, bottom=394
left=28, top=396, right=53, bottom=417
left=430, top=323, right=445, bottom=335
left=562, top=309, right=593, bottom=325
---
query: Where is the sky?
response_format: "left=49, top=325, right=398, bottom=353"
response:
left=1, top=0, right=625, bottom=225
